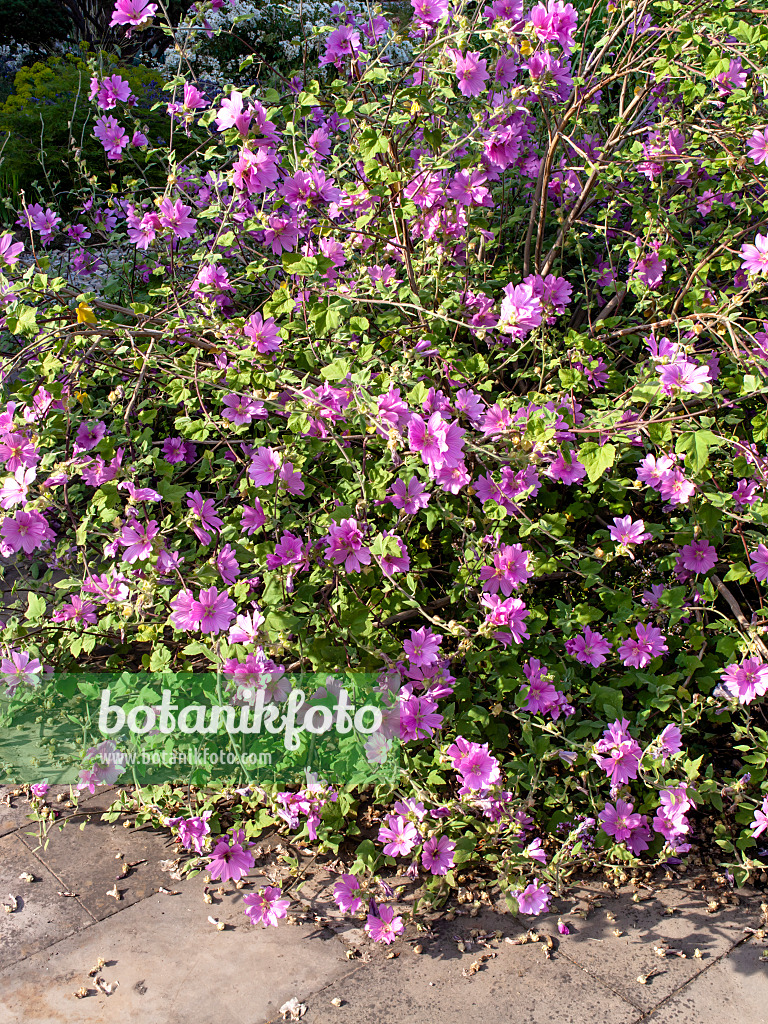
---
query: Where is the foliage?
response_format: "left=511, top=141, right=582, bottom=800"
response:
left=2, top=0, right=768, bottom=932
left=0, top=0, right=75, bottom=48
left=0, top=48, right=192, bottom=198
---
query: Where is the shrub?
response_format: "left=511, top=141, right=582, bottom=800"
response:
left=2, top=0, right=768, bottom=928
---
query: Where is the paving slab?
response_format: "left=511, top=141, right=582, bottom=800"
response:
left=301, top=911, right=639, bottom=1024
left=645, top=934, right=768, bottom=1023
left=0, top=832, right=95, bottom=971
left=555, top=881, right=761, bottom=1012
left=18, top=815, right=178, bottom=922
left=0, top=884, right=354, bottom=1024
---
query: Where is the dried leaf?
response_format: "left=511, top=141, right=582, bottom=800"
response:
left=279, top=997, right=307, bottom=1020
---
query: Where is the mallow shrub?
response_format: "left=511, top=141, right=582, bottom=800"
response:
left=2, top=0, right=768, bottom=932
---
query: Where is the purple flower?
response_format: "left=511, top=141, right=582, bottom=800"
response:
left=565, top=626, right=613, bottom=667
left=403, top=627, right=442, bottom=667
left=515, top=881, right=551, bottom=916
left=243, top=886, right=290, bottom=927
left=599, top=799, right=642, bottom=842
left=454, top=51, right=490, bottom=97
left=608, top=516, right=650, bottom=547
left=747, top=128, right=768, bottom=166
left=749, top=543, right=768, bottom=582
left=497, top=282, right=542, bottom=339
left=166, top=811, right=212, bottom=854
left=207, top=828, right=254, bottom=883
left=741, top=233, right=768, bottom=277
left=244, top=312, right=281, bottom=353
left=75, top=420, right=107, bottom=451
left=679, top=538, right=717, bottom=574
left=323, top=518, right=371, bottom=573
left=721, top=658, right=768, bottom=704
left=378, top=814, right=419, bottom=857
left=421, top=835, right=456, bottom=875
left=366, top=904, right=403, bottom=944
left=110, top=0, right=157, bottom=29
left=0, top=510, right=54, bottom=555
left=333, top=874, right=363, bottom=913
left=618, top=623, right=668, bottom=669
left=388, top=476, right=431, bottom=514
left=751, top=797, right=768, bottom=838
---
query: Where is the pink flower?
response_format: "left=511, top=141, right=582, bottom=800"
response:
left=403, top=626, right=442, bottom=667
left=515, top=881, right=551, bottom=916
left=243, top=886, right=290, bottom=927
left=333, top=874, right=363, bottom=913
left=594, top=718, right=642, bottom=786
left=749, top=543, right=768, bottom=582
left=0, top=510, right=54, bottom=554
left=165, top=811, right=212, bottom=853
left=657, top=724, right=683, bottom=763
left=158, top=198, right=197, bottom=239
left=90, top=74, right=134, bottom=109
left=93, top=115, right=130, bottom=159
left=378, top=814, right=419, bottom=857
left=110, top=0, right=157, bottom=28
left=656, top=359, right=711, bottom=394
left=366, top=904, right=403, bottom=944
left=565, top=625, right=613, bottom=667
left=445, top=736, right=501, bottom=792
left=248, top=447, right=281, bottom=486
left=118, top=518, right=158, bottom=562
left=741, top=233, right=768, bottom=277
left=618, top=623, right=668, bottom=668
left=241, top=502, right=266, bottom=534
left=222, top=393, right=264, bottom=426
left=679, top=538, right=717, bottom=573
left=480, top=594, right=530, bottom=644
left=454, top=51, right=490, bottom=97
left=215, top=90, right=252, bottom=134
left=497, top=282, right=542, bottom=339
left=1, top=650, right=42, bottom=696
left=545, top=448, right=587, bottom=484
left=170, top=590, right=198, bottom=630
left=721, top=658, right=768, bottom=704
left=600, top=799, right=642, bottom=842
left=479, top=542, right=531, bottom=595
left=0, top=233, right=23, bottom=268
left=747, top=128, right=768, bottom=166
left=422, top=835, right=456, bottom=875
left=244, top=312, right=281, bottom=353
left=520, top=658, right=558, bottom=714
left=609, top=515, right=650, bottom=546
left=207, top=829, right=254, bottom=882
left=323, top=518, right=371, bottom=573
left=388, top=476, right=431, bottom=514
left=751, top=797, right=768, bottom=838
left=192, top=586, right=235, bottom=634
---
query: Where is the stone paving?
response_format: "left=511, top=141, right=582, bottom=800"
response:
left=0, top=785, right=766, bottom=1024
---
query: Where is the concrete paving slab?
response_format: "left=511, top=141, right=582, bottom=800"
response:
left=556, top=882, right=761, bottom=1012
left=645, top=934, right=768, bottom=1023
left=17, top=816, right=177, bottom=922
left=301, top=913, right=639, bottom=1024
left=0, top=832, right=94, bottom=971
left=0, top=884, right=354, bottom=1024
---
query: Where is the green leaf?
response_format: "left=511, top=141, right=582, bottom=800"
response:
left=25, top=593, right=46, bottom=622
left=578, top=442, right=616, bottom=482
